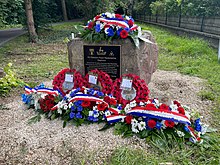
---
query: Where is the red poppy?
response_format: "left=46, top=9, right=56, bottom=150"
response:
left=95, top=15, right=101, bottom=20
left=82, top=101, right=91, bottom=108
left=173, top=100, right=181, bottom=107
left=177, top=107, right=185, bottom=115
left=128, top=20, right=134, bottom=27
left=110, top=98, right=117, bottom=106
left=115, top=14, right=123, bottom=19
left=120, top=30, right=128, bottom=39
left=104, top=96, right=111, bottom=104
left=159, top=104, right=169, bottom=110
left=125, top=115, right=133, bottom=124
left=146, top=104, right=156, bottom=109
left=147, top=119, right=156, bottom=129
left=88, top=22, right=94, bottom=29
left=165, top=120, right=175, bottom=128
left=97, top=103, right=107, bottom=111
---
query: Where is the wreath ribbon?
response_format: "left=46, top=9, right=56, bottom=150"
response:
left=97, top=18, right=129, bottom=29
left=25, top=86, right=59, bottom=96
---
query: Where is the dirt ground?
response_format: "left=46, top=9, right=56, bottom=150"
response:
left=0, top=70, right=212, bottom=164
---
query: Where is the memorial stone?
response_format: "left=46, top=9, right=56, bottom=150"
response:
left=68, top=30, right=158, bottom=83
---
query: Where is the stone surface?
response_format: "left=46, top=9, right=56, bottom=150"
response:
left=68, top=30, right=158, bottom=83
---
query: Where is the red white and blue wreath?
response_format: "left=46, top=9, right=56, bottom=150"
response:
left=84, top=69, right=113, bottom=94
left=52, top=68, right=86, bottom=96
left=111, top=74, right=150, bottom=106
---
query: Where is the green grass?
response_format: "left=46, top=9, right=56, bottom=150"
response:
left=1, top=22, right=220, bottom=164
left=109, top=24, right=220, bottom=165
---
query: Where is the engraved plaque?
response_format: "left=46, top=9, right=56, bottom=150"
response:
left=84, top=45, right=121, bottom=79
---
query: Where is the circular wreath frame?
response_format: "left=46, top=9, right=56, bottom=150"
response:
left=84, top=69, right=113, bottom=94
left=52, top=68, right=86, bottom=96
left=112, top=74, right=150, bottom=106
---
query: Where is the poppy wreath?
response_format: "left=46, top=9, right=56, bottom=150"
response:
left=52, top=68, right=86, bottom=96
left=84, top=69, right=113, bottom=94
left=111, top=74, right=150, bottom=106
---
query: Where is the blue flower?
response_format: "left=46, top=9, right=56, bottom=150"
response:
left=124, top=27, right=130, bottom=32
left=88, top=88, right=95, bottom=95
left=156, top=122, right=162, bottom=130
left=76, top=112, right=82, bottom=119
left=93, top=117, right=99, bottom=122
left=21, top=94, right=32, bottom=104
left=74, top=100, right=82, bottom=106
left=88, top=116, right=94, bottom=121
left=70, top=112, right=75, bottom=119
left=117, top=105, right=122, bottom=110
left=107, top=28, right=114, bottom=37
left=97, top=91, right=104, bottom=97
left=63, top=96, right=68, bottom=101
left=195, top=125, right=202, bottom=132
left=93, top=110, right=98, bottom=115
left=194, top=118, right=202, bottom=132
left=95, top=24, right=101, bottom=33
left=117, top=28, right=122, bottom=36
left=77, top=106, right=83, bottom=112
left=71, top=106, right=76, bottom=111
left=184, top=126, right=190, bottom=132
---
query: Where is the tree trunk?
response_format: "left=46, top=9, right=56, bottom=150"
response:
left=61, top=0, right=68, bottom=21
left=24, top=0, right=37, bottom=43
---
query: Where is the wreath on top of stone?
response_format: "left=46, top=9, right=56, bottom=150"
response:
left=80, top=12, right=154, bottom=47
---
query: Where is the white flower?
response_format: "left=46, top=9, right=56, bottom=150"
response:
left=130, top=100, right=137, bottom=108
left=176, top=130, right=185, bottom=137
left=138, top=121, right=146, bottom=131
left=132, top=126, right=139, bottom=133
left=125, top=16, right=130, bottom=20
left=160, top=120, right=167, bottom=129
left=124, top=104, right=131, bottom=113
left=57, top=108, right=62, bottom=114
left=89, top=111, right=94, bottom=116
left=138, top=26, right=142, bottom=37
left=93, top=111, right=99, bottom=118
left=131, top=118, right=138, bottom=127
left=105, top=12, right=113, bottom=18
left=152, top=98, right=159, bottom=107
left=40, top=93, right=47, bottom=99
left=68, top=102, right=73, bottom=108
left=185, top=111, right=191, bottom=119
left=139, top=102, right=145, bottom=106
left=84, top=88, right=87, bottom=94
left=104, top=28, right=109, bottom=35
left=63, top=105, right=68, bottom=110
left=121, top=118, right=125, bottom=122
left=169, top=104, right=178, bottom=111
left=93, top=106, right=97, bottom=110
left=201, top=124, right=209, bottom=135
left=105, top=110, right=111, bottom=117
left=146, top=100, right=151, bottom=104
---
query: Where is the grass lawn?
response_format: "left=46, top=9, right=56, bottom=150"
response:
left=0, top=22, right=219, bottom=164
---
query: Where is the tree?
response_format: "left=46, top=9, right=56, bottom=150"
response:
left=24, top=0, right=38, bottom=43
left=61, top=0, right=68, bottom=21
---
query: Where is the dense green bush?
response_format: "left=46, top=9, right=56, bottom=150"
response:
left=0, top=63, right=24, bottom=96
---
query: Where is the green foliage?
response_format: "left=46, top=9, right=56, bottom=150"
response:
left=0, top=0, right=24, bottom=28
left=150, top=0, right=220, bottom=16
left=0, top=63, right=24, bottom=96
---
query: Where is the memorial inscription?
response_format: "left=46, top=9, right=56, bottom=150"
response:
left=84, top=45, right=121, bottom=79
